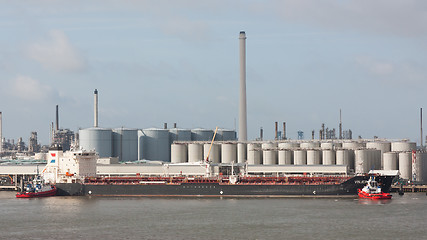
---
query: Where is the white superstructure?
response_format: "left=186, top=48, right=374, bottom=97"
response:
left=42, top=147, right=97, bottom=184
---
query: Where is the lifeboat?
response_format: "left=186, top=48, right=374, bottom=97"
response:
left=358, top=176, right=392, bottom=200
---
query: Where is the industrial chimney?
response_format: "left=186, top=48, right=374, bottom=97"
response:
left=56, top=105, right=59, bottom=131
left=0, top=112, right=2, bottom=154
left=94, top=89, right=98, bottom=128
left=239, top=31, right=247, bottom=141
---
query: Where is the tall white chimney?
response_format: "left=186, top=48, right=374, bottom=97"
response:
left=0, top=111, right=2, bottom=154
left=94, top=89, right=98, bottom=128
left=239, top=31, right=247, bottom=141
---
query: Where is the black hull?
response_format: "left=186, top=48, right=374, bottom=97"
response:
left=55, top=175, right=394, bottom=197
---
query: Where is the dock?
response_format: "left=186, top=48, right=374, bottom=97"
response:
left=391, top=185, right=427, bottom=193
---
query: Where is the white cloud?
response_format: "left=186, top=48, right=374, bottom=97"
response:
left=8, top=75, right=55, bottom=101
left=27, top=29, right=87, bottom=72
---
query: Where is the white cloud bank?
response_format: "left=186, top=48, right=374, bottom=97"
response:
left=27, top=30, right=87, bottom=72
left=8, top=75, right=55, bottom=102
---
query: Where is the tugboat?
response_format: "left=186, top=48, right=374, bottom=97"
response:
left=358, top=176, right=392, bottom=200
left=16, top=175, right=56, bottom=198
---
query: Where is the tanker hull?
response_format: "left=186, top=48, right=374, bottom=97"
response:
left=55, top=175, right=394, bottom=197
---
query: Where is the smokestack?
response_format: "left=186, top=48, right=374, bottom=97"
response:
left=340, top=109, right=342, bottom=139
left=164, top=123, right=168, bottom=129
left=239, top=31, right=247, bottom=141
left=260, top=127, right=263, bottom=141
left=283, top=122, right=286, bottom=140
left=421, top=108, right=423, bottom=148
left=275, top=122, right=278, bottom=140
left=56, top=105, right=59, bottom=131
left=0, top=112, right=2, bottom=154
left=94, top=89, right=98, bottom=128
left=174, top=123, right=177, bottom=128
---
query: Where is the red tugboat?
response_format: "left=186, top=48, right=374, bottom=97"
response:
left=358, top=176, right=392, bottom=200
left=16, top=175, right=56, bottom=198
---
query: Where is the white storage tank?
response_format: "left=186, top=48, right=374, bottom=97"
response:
left=342, top=142, right=365, bottom=150
left=300, top=142, right=320, bottom=149
left=336, top=149, right=353, bottom=169
left=307, top=150, right=321, bottom=165
left=355, top=149, right=381, bottom=174
left=237, top=143, right=247, bottom=164
left=398, top=152, right=412, bottom=180
left=188, top=143, right=203, bottom=163
left=169, top=128, right=192, bottom=142
left=294, top=150, right=307, bottom=165
left=414, top=152, right=427, bottom=183
left=278, top=142, right=300, bottom=150
left=391, top=141, right=416, bottom=152
left=262, top=142, right=277, bottom=165
left=221, top=143, right=237, bottom=163
left=322, top=150, right=336, bottom=165
left=278, top=150, right=293, bottom=165
left=247, top=143, right=261, bottom=165
left=203, top=143, right=221, bottom=163
left=191, top=128, right=214, bottom=141
left=171, top=143, right=188, bottom=163
left=366, top=141, right=391, bottom=169
left=355, top=149, right=369, bottom=174
left=217, top=129, right=237, bottom=141
left=79, top=128, right=113, bottom=158
left=383, top=152, right=398, bottom=170
left=112, top=128, right=138, bottom=162
left=140, top=128, right=170, bottom=161
left=321, top=142, right=342, bottom=150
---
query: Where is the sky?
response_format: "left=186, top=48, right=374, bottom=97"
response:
left=1, top=0, right=427, bottom=146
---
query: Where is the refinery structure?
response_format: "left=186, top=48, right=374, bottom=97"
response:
left=1, top=31, right=427, bottom=186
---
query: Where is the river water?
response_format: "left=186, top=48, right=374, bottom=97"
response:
left=0, top=191, right=426, bottom=240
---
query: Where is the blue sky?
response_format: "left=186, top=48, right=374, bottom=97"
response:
left=1, top=0, right=427, bottom=145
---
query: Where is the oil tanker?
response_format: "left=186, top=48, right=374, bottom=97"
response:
left=55, top=174, right=394, bottom=197
left=43, top=147, right=395, bottom=197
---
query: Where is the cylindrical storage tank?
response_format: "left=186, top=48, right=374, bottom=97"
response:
left=237, top=143, right=247, bottom=164
left=307, top=150, right=321, bottom=165
left=79, top=128, right=113, bottom=158
left=188, top=143, right=203, bottom=163
left=414, top=152, right=427, bottom=183
left=342, top=142, right=365, bottom=150
left=398, top=152, right=412, bottom=180
left=216, top=129, right=237, bottom=141
left=336, top=149, right=353, bottom=169
left=171, top=143, right=188, bottom=163
left=203, top=143, right=221, bottom=163
left=383, top=152, right=398, bottom=170
left=112, top=128, right=138, bottom=162
left=247, top=143, right=261, bottom=165
left=391, top=142, right=417, bottom=152
left=355, top=149, right=370, bottom=174
left=300, top=142, right=320, bottom=149
left=278, top=142, right=300, bottom=150
left=191, top=128, right=214, bottom=141
left=262, top=143, right=277, bottom=165
left=322, top=150, right=336, bottom=165
left=141, top=128, right=170, bottom=161
left=278, top=150, right=292, bottom=165
left=169, top=128, right=192, bottom=143
left=355, top=149, right=380, bottom=173
left=221, top=143, right=237, bottom=163
left=294, top=150, right=307, bottom=165
left=366, top=141, right=391, bottom=169
left=321, top=142, right=342, bottom=150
